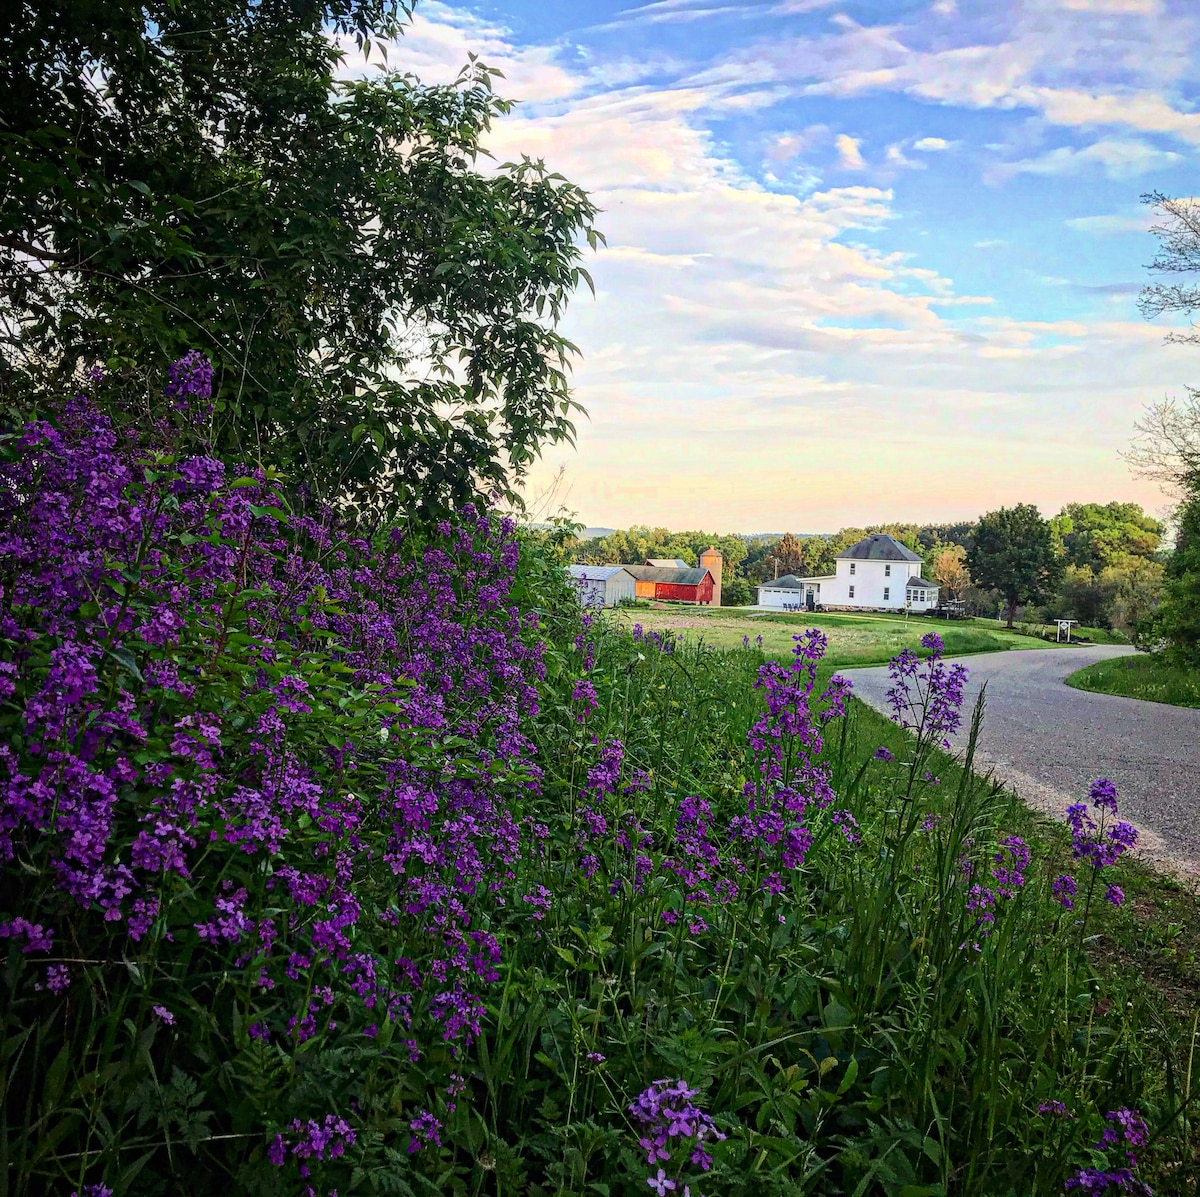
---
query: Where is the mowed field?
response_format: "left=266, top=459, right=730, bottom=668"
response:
left=612, top=605, right=1056, bottom=668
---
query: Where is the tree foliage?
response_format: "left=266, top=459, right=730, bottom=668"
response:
left=967, top=504, right=1062, bottom=627
left=1139, top=191, right=1200, bottom=344
left=1152, top=488, right=1200, bottom=664
left=775, top=532, right=805, bottom=574
left=573, top=527, right=748, bottom=574
left=0, top=0, right=599, bottom=518
left=928, top=543, right=970, bottom=600
left=1049, top=502, right=1163, bottom=571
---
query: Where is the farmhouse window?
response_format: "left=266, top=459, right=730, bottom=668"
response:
left=885, top=564, right=891, bottom=576
left=849, top=585, right=855, bottom=598
left=884, top=587, right=890, bottom=600
left=849, top=563, right=855, bottom=574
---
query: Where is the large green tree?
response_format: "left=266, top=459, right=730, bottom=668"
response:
left=1153, top=488, right=1200, bottom=664
left=967, top=504, right=1062, bottom=627
left=1049, top=502, right=1164, bottom=571
left=0, top=0, right=599, bottom=517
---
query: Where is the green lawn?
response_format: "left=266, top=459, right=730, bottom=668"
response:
left=614, top=605, right=1062, bottom=668
left=1066, top=652, right=1200, bottom=708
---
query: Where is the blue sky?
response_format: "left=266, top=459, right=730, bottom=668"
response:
left=375, top=0, right=1199, bottom=531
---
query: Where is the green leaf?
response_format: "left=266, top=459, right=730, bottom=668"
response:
left=109, top=646, right=144, bottom=683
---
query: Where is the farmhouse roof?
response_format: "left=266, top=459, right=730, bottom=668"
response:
left=568, top=564, right=632, bottom=582
left=836, top=533, right=922, bottom=563
left=624, top=565, right=711, bottom=585
left=646, top=558, right=689, bottom=568
left=758, top=573, right=838, bottom=589
left=905, top=575, right=936, bottom=589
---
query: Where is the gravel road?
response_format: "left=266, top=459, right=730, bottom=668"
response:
left=843, top=645, right=1200, bottom=879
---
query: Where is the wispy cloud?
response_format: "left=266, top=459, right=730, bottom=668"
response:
left=370, top=1, right=1195, bottom=528
left=1066, top=213, right=1154, bottom=234
left=992, top=138, right=1182, bottom=180
left=836, top=133, right=866, bottom=170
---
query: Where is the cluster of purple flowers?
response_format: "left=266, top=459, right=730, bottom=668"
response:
left=733, top=631, right=849, bottom=885
left=0, top=360, right=550, bottom=1175
left=628, top=1078, right=725, bottom=1192
left=269, top=1115, right=356, bottom=1173
left=1056, top=779, right=1138, bottom=910
left=630, top=623, right=677, bottom=653
left=1063, top=1107, right=1153, bottom=1195
left=565, top=627, right=853, bottom=950
left=885, top=632, right=968, bottom=749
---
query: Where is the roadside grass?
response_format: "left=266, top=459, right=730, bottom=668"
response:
left=846, top=696, right=1200, bottom=1193
left=615, top=606, right=1059, bottom=667
left=851, top=696, right=1200, bottom=1006
left=1066, top=652, right=1200, bottom=709
left=456, top=616, right=1200, bottom=1194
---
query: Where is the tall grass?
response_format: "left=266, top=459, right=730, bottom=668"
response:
left=441, top=618, right=1196, bottom=1196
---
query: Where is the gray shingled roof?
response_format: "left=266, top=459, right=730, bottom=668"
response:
left=623, top=565, right=711, bottom=585
left=905, top=575, right=936, bottom=589
left=836, top=533, right=922, bottom=563
left=568, top=564, right=633, bottom=582
left=759, top=574, right=803, bottom=589
left=646, top=558, right=689, bottom=569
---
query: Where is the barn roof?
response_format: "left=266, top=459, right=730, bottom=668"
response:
left=568, top=564, right=632, bottom=582
left=624, top=565, right=711, bottom=585
left=836, top=533, right=922, bottom=563
left=646, top=558, right=689, bottom=569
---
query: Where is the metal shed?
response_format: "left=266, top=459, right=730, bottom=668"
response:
left=567, top=565, right=637, bottom=608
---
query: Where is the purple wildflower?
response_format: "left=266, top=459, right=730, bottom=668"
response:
left=45, top=964, right=71, bottom=993
left=1038, top=1100, right=1075, bottom=1118
left=408, top=1110, right=442, bottom=1153
left=1053, top=875, right=1078, bottom=909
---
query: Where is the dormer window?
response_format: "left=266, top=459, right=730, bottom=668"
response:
left=849, top=563, right=856, bottom=575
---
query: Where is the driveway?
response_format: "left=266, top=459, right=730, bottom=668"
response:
left=844, top=645, right=1200, bottom=879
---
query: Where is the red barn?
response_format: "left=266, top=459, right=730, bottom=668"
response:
left=624, top=565, right=716, bottom=605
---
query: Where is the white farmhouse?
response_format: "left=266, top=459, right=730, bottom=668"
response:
left=567, top=564, right=637, bottom=608
left=757, top=533, right=939, bottom=612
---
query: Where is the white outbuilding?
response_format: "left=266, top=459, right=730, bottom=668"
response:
left=567, top=564, right=637, bottom=608
left=757, top=534, right=940, bottom=612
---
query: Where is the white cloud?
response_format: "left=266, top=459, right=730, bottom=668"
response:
left=334, top=7, right=579, bottom=102
left=764, top=124, right=829, bottom=160
left=1029, top=88, right=1200, bottom=146
left=729, top=0, right=1200, bottom=166
left=913, top=136, right=951, bottom=150
left=836, top=133, right=866, bottom=169
left=885, top=142, right=921, bottom=168
left=369, top=5, right=1189, bottom=528
left=993, top=138, right=1182, bottom=180
left=1054, top=0, right=1161, bottom=12
left=1065, top=213, right=1153, bottom=234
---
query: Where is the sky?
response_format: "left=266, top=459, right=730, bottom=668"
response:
left=372, top=0, right=1199, bottom=533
